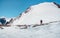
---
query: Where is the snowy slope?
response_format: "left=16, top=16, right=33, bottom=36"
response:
left=0, top=21, right=60, bottom=38
left=0, top=2, right=60, bottom=38
left=12, top=2, right=60, bottom=25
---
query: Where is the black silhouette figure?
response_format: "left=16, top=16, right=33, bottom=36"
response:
left=40, top=20, right=43, bottom=24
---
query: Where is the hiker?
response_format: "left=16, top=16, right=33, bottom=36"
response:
left=40, top=20, right=43, bottom=24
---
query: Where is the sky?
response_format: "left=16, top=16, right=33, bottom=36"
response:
left=0, top=0, right=60, bottom=18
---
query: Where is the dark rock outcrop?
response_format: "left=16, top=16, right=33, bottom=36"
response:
left=53, top=2, right=60, bottom=8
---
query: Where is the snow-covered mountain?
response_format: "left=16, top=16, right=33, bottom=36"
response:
left=0, top=2, right=60, bottom=38
left=11, top=2, right=60, bottom=25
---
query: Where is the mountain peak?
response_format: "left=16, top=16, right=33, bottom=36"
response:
left=12, top=2, right=60, bottom=25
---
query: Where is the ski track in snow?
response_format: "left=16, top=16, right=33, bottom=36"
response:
left=0, top=22, right=60, bottom=38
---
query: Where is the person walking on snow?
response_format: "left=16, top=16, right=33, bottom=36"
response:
left=40, top=20, right=43, bottom=25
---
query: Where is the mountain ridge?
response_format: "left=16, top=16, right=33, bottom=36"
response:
left=11, top=2, right=60, bottom=25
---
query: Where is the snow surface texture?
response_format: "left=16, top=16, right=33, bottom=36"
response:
left=12, top=2, right=60, bottom=25
left=0, top=2, right=60, bottom=38
left=0, top=21, right=60, bottom=38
